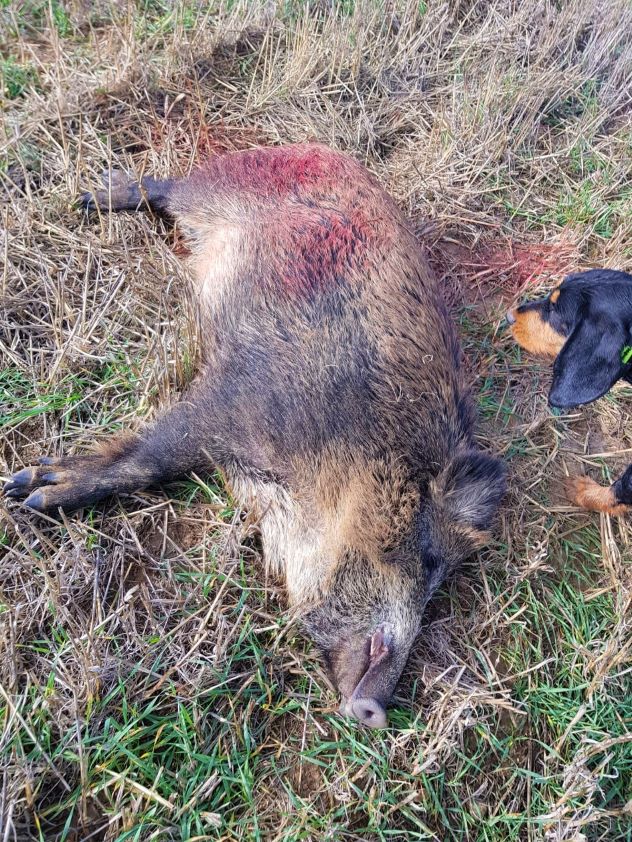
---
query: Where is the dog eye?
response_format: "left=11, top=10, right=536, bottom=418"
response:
left=554, top=317, right=571, bottom=335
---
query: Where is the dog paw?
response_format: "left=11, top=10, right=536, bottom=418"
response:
left=563, top=475, right=629, bottom=516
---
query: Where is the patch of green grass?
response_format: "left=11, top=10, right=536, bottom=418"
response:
left=0, top=352, right=145, bottom=431
left=0, top=368, right=87, bottom=428
left=503, top=179, right=631, bottom=238
left=470, top=544, right=632, bottom=838
left=2, top=138, right=41, bottom=176
left=568, top=139, right=605, bottom=176
left=541, top=80, right=601, bottom=129
left=0, top=0, right=73, bottom=38
left=476, top=374, right=516, bottom=428
left=528, top=656, right=627, bottom=815
left=3, top=549, right=303, bottom=841
left=170, top=473, right=235, bottom=517
left=50, top=0, right=71, bottom=37
left=552, top=180, right=630, bottom=239
left=0, top=56, right=37, bottom=99
left=133, top=0, right=205, bottom=38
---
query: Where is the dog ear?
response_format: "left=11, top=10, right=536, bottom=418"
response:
left=549, top=319, right=627, bottom=408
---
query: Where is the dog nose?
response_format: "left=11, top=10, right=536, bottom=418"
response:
left=506, top=309, right=516, bottom=325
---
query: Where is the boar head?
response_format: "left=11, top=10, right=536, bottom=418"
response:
left=302, top=450, right=506, bottom=728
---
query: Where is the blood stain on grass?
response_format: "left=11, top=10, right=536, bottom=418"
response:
left=428, top=234, right=582, bottom=313
left=475, top=236, right=582, bottom=296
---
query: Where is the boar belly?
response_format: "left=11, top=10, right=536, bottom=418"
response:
left=227, top=470, right=329, bottom=606
left=188, top=222, right=243, bottom=314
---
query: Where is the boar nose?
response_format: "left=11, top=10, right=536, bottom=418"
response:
left=350, top=696, right=387, bottom=728
left=506, top=309, right=516, bottom=325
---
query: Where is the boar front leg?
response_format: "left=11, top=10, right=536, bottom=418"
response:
left=4, top=398, right=211, bottom=513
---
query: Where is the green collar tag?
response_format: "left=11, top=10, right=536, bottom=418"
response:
left=621, top=345, right=632, bottom=365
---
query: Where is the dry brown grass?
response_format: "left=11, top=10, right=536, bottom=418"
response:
left=1, top=1, right=631, bottom=840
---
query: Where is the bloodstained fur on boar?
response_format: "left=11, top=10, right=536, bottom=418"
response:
left=5, top=143, right=506, bottom=728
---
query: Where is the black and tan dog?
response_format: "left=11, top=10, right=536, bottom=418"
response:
left=508, top=268, right=632, bottom=516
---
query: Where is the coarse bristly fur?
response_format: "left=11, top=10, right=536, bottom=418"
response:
left=4, top=142, right=506, bottom=727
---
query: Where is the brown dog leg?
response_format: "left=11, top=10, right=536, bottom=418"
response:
left=564, top=473, right=630, bottom=517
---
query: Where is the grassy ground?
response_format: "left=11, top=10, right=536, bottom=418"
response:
left=1, top=1, right=631, bottom=840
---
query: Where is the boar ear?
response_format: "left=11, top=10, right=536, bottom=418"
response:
left=422, top=452, right=506, bottom=594
left=434, top=450, right=506, bottom=532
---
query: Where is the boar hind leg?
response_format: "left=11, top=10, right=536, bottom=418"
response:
left=4, top=399, right=210, bottom=513
left=80, top=170, right=176, bottom=215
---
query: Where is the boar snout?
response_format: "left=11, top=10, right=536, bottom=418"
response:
left=337, top=624, right=412, bottom=729
left=348, top=697, right=387, bottom=729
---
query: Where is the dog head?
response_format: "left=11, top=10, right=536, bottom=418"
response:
left=507, top=269, right=632, bottom=408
